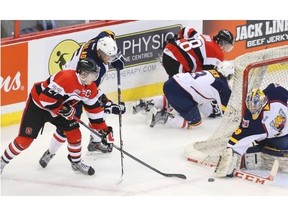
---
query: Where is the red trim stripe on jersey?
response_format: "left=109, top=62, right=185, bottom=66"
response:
left=178, top=27, right=197, bottom=39
left=189, top=85, right=214, bottom=100
left=166, top=42, right=194, bottom=72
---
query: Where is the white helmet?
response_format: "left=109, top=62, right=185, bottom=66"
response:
left=216, top=60, right=235, bottom=77
left=97, top=36, right=118, bottom=57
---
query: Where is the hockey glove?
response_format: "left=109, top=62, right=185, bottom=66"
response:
left=98, top=93, right=109, bottom=107
left=111, top=52, right=125, bottom=70
left=97, top=126, right=114, bottom=152
left=58, top=104, right=76, bottom=121
left=104, top=101, right=126, bottom=115
left=208, top=100, right=221, bottom=118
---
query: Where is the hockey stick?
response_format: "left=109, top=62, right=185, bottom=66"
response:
left=116, top=68, right=124, bottom=178
left=187, top=156, right=279, bottom=185
left=233, top=159, right=279, bottom=185
left=187, top=157, right=217, bottom=168
left=73, top=116, right=187, bottom=179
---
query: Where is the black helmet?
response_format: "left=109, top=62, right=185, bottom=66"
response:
left=213, top=29, right=234, bottom=45
left=76, top=58, right=98, bottom=74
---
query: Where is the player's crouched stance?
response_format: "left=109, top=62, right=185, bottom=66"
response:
left=133, top=61, right=234, bottom=129
left=215, top=83, right=288, bottom=177
left=0, top=58, right=112, bottom=176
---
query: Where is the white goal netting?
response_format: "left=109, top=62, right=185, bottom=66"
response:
left=185, top=45, right=288, bottom=166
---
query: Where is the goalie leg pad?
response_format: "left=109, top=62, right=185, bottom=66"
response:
left=244, top=152, right=263, bottom=170
left=215, top=148, right=241, bottom=177
left=244, top=144, right=263, bottom=170
left=261, top=153, right=288, bottom=173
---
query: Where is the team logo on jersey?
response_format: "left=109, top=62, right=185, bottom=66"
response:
left=270, top=108, right=286, bottom=134
left=81, top=89, right=92, bottom=98
left=74, top=89, right=92, bottom=98
left=48, top=39, right=81, bottom=75
left=242, top=118, right=249, bottom=128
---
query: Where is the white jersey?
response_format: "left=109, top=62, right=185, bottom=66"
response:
left=150, top=70, right=231, bottom=129
left=172, top=71, right=222, bottom=111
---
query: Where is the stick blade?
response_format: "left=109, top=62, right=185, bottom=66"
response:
left=163, top=173, right=187, bottom=179
left=233, top=159, right=279, bottom=185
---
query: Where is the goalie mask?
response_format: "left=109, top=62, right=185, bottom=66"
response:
left=216, top=60, right=235, bottom=80
left=213, top=29, right=234, bottom=52
left=97, top=36, right=118, bottom=63
left=76, top=58, right=100, bottom=85
left=246, top=88, right=268, bottom=120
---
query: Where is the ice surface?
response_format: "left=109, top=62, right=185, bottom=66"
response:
left=1, top=103, right=287, bottom=214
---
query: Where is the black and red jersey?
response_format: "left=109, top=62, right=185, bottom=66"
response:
left=164, top=27, right=224, bottom=73
left=30, top=70, right=107, bottom=130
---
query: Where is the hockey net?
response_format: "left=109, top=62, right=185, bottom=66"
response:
left=184, top=45, right=288, bottom=167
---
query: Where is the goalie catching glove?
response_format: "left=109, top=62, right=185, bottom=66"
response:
left=214, top=147, right=241, bottom=177
left=58, top=104, right=76, bottom=121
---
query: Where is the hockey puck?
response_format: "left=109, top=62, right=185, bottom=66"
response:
left=208, top=178, right=215, bottom=182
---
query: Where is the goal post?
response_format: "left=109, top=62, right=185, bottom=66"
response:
left=184, top=45, right=288, bottom=167
left=241, top=56, right=288, bottom=116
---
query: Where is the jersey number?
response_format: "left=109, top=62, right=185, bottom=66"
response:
left=48, top=84, right=62, bottom=96
left=178, top=39, right=203, bottom=52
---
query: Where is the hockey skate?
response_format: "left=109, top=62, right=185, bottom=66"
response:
left=0, top=157, right=8, bottom=174
left=68, top=155, right=95, bottom=176
left=87, top=135, right=113, bottom=154
left=39, top=149, right=55, bottom=168
left=150, top=109, right=172, bottom=128
left=133, top=99, right=154, bottom=114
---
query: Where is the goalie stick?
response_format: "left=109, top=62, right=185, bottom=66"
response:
left=187, top=157, right=217, bottom=168
left=233, top=159, right=279, bottom=185
left=73, top=116, right=187, bottom=179
left=187, top=157, right=279, bottom=185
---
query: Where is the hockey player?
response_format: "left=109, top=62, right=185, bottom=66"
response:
left=215, top=83, right=288, bottom=177
left=133, top=28, right=234, bottom=115
left=149, top=60, right=234, bottom=129
left=162, top=27, right=234, bottom=78
left=39, top=30, right=126, bottom=169
left=0, top=58, right=113, bottom=176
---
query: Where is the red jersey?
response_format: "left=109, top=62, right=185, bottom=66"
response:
left=164, top=27, right=224, bottom=73
left=30, top=70, right=107, bottom=130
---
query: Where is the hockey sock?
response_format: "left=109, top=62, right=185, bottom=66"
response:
left=49, top=130, right=66, bottom=154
